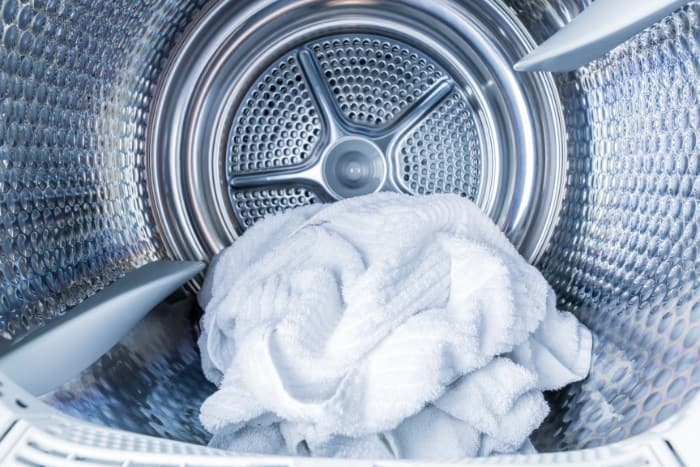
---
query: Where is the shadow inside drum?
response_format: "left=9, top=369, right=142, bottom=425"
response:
left=43, top=298, right=215, bottom=444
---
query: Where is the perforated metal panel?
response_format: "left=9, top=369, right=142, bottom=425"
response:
left=225, top=34, right=484, bottom=232
left=227, top=34, right=482, bottom=229
left=228, top=55, right=322, bottom=175
left=151, top=0, right=565, bottom=264
left=230, top=187, right=322, bottom=228
left=309, top=36, right=446, bottom=128
left=395, top=91, right=482, bottom=197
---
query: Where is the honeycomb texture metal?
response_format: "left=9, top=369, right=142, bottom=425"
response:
left=309, top=35, right=445, bottom=127
left=228, top=54, right=322, bottom=175
left=505, top=0, right=590, bottom=44
left=395, top=91, right=481, bottom=198
left=505, top=1, right=700, bottom=452
left=0, top=0, right=698, bottom=456
left=0, top=0, right=205, bottom=344
left=230, top=186, right=322, bottom=228
left=43, top=300, right=216, bottom=444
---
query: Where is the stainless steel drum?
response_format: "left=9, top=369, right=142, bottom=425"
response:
left=0, top=0, right=699, bottom=459
left=147, top=0, right=566, bottom=265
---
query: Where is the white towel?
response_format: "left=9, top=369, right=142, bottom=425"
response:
left=198, top=193, right=592, bottom=460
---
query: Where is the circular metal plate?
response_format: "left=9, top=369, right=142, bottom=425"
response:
left=147, top=0, right=566, bottom=266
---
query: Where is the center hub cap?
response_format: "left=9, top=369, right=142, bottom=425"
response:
left=323, top=137, right=386, bottom=198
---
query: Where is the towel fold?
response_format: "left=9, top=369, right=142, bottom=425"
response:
left=198, top=193, right=592, bottom=460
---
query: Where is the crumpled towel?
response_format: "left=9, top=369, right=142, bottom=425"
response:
left=197, top=193, right=592, bottom=460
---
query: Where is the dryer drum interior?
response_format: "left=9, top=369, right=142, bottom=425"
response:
left=0, top=0, right=698, bottom=465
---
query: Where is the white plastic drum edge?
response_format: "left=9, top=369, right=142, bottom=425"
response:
left=0, top=373, right=694, bottom=466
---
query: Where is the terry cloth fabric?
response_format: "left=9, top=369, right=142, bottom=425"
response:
left=198, top=193, right=592, bottom=460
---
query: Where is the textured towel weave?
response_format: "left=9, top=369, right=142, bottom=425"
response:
left=198, top=193, right=592, bottom=460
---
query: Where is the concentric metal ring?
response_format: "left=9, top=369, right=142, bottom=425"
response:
left=147, top=0, right=567, bottom=267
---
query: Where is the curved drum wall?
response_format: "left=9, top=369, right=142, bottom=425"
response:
left=0, top=0, right=698, bottom=455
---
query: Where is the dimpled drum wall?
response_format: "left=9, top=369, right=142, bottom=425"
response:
left=0, top=0, right=699, bottom=462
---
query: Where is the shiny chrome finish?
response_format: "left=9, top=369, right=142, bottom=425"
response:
left=0, top=0, right=204, bottom=345
left=147, top=0, right=567, bottom=264
left=0, top=0, right=696, bottom=458
left=514, top=0, right=688, bottom=72
left=511, top=0, right=700, bottom=452
left=43, top=297, right=215, bottom=445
